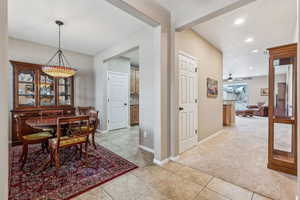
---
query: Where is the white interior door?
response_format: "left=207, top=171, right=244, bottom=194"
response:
left=178, top=52, right=198, bottom=153
left=107, top=71, right=129, bottom=131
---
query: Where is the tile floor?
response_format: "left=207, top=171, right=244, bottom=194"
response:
left=73, top=122, right=288, bottom=200
left=177, top=117, right=297, bottom=200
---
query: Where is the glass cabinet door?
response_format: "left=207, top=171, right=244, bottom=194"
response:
left=39, top=73, right=56, bottom=106
left=58, top=77, right=73, bottom=105
left=17, top=70, right=36, bottom=106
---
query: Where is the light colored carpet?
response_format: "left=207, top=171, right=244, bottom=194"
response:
left=177, top=116, right=297, bottom=200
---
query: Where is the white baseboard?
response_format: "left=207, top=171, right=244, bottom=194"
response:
left=170, top=156, right=180, bottom=161
left=138, top=145, right=154, bottom=154
left=198, top=129, right=224, bottom=145
left=98, top=129, right=108, bottom=134
left=153, top=158, right=170, bottom=166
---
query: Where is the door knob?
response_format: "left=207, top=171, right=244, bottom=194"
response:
left=124, top=103, right=128, bottom=106
left=179, top=107, right=184, bottom=111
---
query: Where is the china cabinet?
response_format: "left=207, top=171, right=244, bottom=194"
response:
left=267, top=43, right=298, bottom=175
left=10, top=61, right=75, bottom=145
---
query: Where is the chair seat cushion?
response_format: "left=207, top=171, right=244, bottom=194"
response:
left=50, top=136, right=87, bottom=147
left=22, top=132, right=52, bottom=141
left=71, top=126, right=94, bottom=132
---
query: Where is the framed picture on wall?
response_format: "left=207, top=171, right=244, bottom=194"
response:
left=207, top=78, right=218, bottom=98
left=261, top=88, right=269, bottom=96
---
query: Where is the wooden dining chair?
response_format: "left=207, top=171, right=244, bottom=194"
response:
left=14, top=114, right=52, bottom=169
left=78, top=106, right=95, bottom=115
left=49, top=116, right=92, bottom=175
left=88, top=110, right=99, bottom=149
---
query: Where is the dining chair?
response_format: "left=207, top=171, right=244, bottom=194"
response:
left=78, top=106, right=95, bottom=115
left=49, top=116, right=92, bottom=175
left=88, top=110, right=99, bottom=149
left=14, top=114, right=52, bottom=169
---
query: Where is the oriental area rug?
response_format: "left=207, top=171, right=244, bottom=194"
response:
left=9, top=144, right=138, bottom=200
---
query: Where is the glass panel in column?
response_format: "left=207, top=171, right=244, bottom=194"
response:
left=273, top=57, right=294, bottom=118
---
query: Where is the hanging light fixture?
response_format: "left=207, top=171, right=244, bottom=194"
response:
left=42, top=20, right=77, bottom=78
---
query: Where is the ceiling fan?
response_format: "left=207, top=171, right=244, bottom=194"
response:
left=224, top=73, right=249, bottom=82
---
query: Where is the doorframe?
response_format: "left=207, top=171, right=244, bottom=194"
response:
left=177, top=50, right=200, bottom=154
left=107, top=71, right=130, bottom=131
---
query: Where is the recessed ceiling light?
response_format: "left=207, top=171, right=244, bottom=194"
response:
left=249, top=66, right=253, bottom=70
left=234, top=18, right=245, bottom=25
left=245, top=37, right=254, bottom=43
left=252, top=49, right=258, bottom=53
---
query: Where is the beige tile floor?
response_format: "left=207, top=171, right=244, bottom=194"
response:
left=73, top=124, right=279, bottom=200
left=177, top=117, right=297, bottom=200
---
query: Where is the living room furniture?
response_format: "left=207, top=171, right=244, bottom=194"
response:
left=49, top=116, right=91, bottom=175
left=247, top=104, right=268, bottom=117
left=236, top=109, right=256, bottom=117
left=14, top=114, right=52, bottom=169
left=267, top=43, right=297, bottom=175
left=10, top=61, right=75, bottom=146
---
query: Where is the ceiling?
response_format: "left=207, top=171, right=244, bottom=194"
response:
left=155, top=0, right=241, bottom=27
left=193, top=0, right=297, bottom=78
left=8, top=0, right=148, bottom=55
left=121, top=48, right=139, bottom=66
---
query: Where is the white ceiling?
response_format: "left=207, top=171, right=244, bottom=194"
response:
left=121, top=49, right=139, bottom=66
left=155, top=0, right=241, bottom=27
left=193, top=0, right=297, bottom=78
left=8, top=0, right=148, bottom=55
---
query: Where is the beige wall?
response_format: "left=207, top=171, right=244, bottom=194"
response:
left=175, top=30, right=223, bottom=141
left=0, top=0, right=9, bottom=198
left=245, top=76, right=268, bottom=106
left=8, top=38, right=95, bottom=108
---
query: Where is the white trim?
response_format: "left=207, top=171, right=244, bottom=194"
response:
left=170, top=156, right=180, bottom=161
left=138, top=145, right=154, bottom=154
left=153, top=158, right=170, bottom=166
left=198, top=129, right=224, bottom=145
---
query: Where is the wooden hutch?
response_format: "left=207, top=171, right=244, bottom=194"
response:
left=267, top=43, right=298, bottom=175
left=10, top=61, right=76, bottom=146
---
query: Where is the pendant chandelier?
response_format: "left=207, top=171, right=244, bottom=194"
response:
left=42, top=20, right=77, bottom=78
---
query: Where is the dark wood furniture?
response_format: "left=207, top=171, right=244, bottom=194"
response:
left=130, top=105, right=139, bottom=125
left=14, top=114, right=52, bottom=169
left=10, top=61, right=75, bottom=146
left=267, top=43, right=297, bottom=175
left=39, top=109, right=64, bottom=117
left=49, top=116, right=91, bottom=175
left=223, top=104, right=232, bottom=126
left=87, top=110, right=99, bottom=149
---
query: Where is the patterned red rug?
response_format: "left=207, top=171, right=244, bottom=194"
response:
left=9, top=144, right=138, bottom=200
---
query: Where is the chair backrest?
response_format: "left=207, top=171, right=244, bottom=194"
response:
left=14, top=114, right=25, bottom=142
left=88, top=110, right=99, bottom=129
left=56, top=116, right=91, bottom=146
left=78, top=106, right=95, bottom=115
left=40, top=110, right=64, bottom=117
